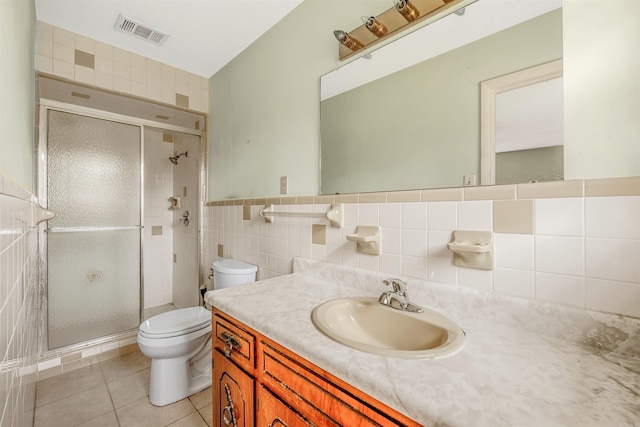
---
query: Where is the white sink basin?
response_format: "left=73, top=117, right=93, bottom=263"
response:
left=311, top=297, right=465, bottom=359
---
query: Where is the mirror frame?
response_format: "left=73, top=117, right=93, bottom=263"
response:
left=479, top=59, right=563, bottom=185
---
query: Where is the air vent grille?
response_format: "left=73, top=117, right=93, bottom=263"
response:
left=115, top=15, right=169, bottom=46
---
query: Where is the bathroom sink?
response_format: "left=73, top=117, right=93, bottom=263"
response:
left=311, top=297, right=465, bottom=359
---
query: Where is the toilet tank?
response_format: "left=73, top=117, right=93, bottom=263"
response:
left=212, top=259, right=257, bottom=290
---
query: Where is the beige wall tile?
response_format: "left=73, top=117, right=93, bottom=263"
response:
left=131, top=66, right=146, bottom=83
left=465, top=185, right=516, bottom=201
left=95, top=57, right=113, bottom=74
left=52, top=59, right=74, bottom=79
left=517, top=180, right=584, bottom=199
left=493, top=200, right=534, bottom=234
left=175, top=93, right=189, bottom=108
left=38, top=36, right=53, bottom=57
left=335, top=194, right=358, bottom=203
left=95, top=41, right=113, bottom=60
left=53, top=43, right=73, bottom=63
left=52, top=27, right=73, bottom=47
left=113, top=47, right=130, bottom=65
left=359, top=192, right=386, bottom=203
left=74, top=65, right=94, bottom=85
left=36, top=55, right=53, bottom=74
left=242, top=205, right=250, bottom=220
left=585, top=176, right=640, bottom=197
left=74, top=35, right=94, bottom=54
left=387, top=190, right=421, bottom=202
left=313, top=195, right=335, bottom=204
left=151, top=226, right=162, bottom=236
left=421, top=187, right=464, bottom=201
left=312, top=224, right=326, bottom=245
left=94, top=72, right=114, bottom=90
left=113, top=76, right=131, bottom=93
left=296, top=196, right=315, bottom=205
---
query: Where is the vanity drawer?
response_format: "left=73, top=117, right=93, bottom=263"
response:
left=212, top=309, right=255, bottom=372
left=257, top=338, right=421, bottom=427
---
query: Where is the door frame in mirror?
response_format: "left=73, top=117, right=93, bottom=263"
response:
left=480, top=59, right=563, bottom=185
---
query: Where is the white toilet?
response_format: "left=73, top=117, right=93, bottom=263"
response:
left=137, top=259, right=257, bottom=406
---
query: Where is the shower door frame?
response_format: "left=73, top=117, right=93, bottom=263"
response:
left=37, top=99, right=203, bottom=354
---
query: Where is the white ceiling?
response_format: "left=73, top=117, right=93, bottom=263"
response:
left=35, top=0, right=304, bottom=78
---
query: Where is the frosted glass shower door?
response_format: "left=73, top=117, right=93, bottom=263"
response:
left=46, top=110, right=142, bottom=349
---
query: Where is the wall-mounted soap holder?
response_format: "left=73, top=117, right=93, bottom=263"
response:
left=347, top=226, right=381, bottom=255
left=447, top=230, right=494, bottom=270
left=169, top=197, right=181, bottom=209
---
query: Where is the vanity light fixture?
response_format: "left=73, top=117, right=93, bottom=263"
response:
left=333, top=0, right=476, bottom=61
left=394, top=0, right=420, bottom=22
left=362, top=16, right=388, bottom=37
left=333, top=30, right=365, bottom=51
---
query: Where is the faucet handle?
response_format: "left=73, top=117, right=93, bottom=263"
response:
left=383, top=278, right=407, bottom=295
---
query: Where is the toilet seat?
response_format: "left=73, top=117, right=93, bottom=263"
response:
left=139, top=306, right=211, bottom=339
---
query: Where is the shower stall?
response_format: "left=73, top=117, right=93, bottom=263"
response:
left=38, top=79, right=205, bottom=351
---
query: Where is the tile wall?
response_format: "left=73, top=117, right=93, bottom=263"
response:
left=203, top=177, right=640, bottom=318
left=0, top=175, right=40, bottom=427
left=143, top=130, right=174, bottom=309
left=35, top=22, right=209, bottom=114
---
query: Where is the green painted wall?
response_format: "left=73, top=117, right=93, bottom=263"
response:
left=0, top=0, right=36, bottom=191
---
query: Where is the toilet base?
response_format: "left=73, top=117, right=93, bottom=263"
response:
left=148, top=336, right=212, bottom=406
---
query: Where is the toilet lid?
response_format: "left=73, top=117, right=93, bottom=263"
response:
left=139, top=306, right=210, bottom=338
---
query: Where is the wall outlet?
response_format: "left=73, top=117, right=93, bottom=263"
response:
left=280, top=176, right=288, bottom=194
left=463, top=174, right=477, bottom=186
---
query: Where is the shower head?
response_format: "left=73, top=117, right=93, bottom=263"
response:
left=169, top=151, right=188, bottom=165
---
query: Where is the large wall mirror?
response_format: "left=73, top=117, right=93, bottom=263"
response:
left=320, top=0, right=564, bottom=194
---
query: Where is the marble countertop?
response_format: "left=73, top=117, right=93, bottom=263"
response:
left=205, top=258, right=640, bottom=427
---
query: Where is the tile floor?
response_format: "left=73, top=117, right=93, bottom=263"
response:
left=34, top=351, right=212, bottom=427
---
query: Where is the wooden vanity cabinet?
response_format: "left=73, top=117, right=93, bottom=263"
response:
left=212, top=308, right=422, bottom=427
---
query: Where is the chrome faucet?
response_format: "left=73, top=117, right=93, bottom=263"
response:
left=379, top=278, right=423, bottom=313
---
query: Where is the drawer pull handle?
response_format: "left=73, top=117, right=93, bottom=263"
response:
left=223, top=384, right=237, bottom=426
left=221, top=332, right=242, bottom=357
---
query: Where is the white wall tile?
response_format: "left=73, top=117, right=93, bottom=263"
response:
left=202, top=188, right=640, bottom=320
left=535, top=198, right=584, bottom=236
left=535, top=272, right=585, bottom=308
left=382, top=227, right=402, bottom=255
left=586, top=196, right=640, bottom=238
left=402, top=203, right=427, bottom=230
left=535, top=236, right=584, bottom=276
left=358, top=203, right=378, bottom=225
left=379, top=254, right=402, bottom=276
left=458, top=201, right=492, bottom=231
left=427, top=258, right=456, bottom=285
left=494, top=269, right=534, bottom=298
left=402, top=229, right=426, bottom=257
left=427, top=230, right=453, bottom=260
left=586, top=238, right=640, bottom=283
left=586, top=278, right=640, bottom=318
left=458, top=268, right=493, bottom=292
left=495, top=233, right=534, bottom=270
left=428, top=202, right=457, bottom=231
left=380, top=203, right=402, bottom=228
left=359, top=254, right=380, bottom=272
left=403, top=255, right=427, bottom=280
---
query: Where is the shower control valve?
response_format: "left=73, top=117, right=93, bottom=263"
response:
left=178, top=210, right=190, bottom=227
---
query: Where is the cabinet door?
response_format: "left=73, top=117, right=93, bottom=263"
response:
left=256, top=385, right=314, bottom=427
left=213, top=350, right=255, bottom=427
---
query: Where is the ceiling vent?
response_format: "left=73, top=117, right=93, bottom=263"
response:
left=115, top=15, right=169, bottom=46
